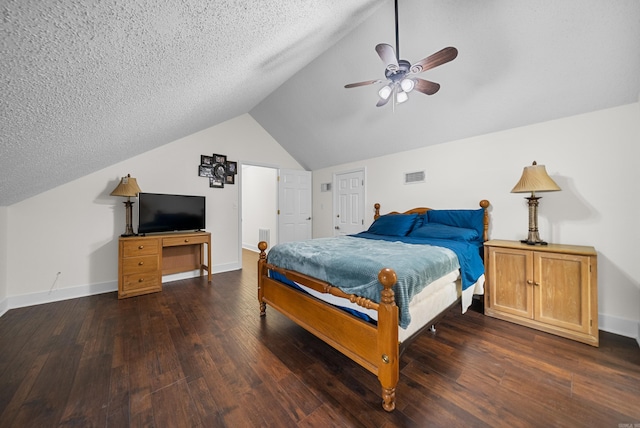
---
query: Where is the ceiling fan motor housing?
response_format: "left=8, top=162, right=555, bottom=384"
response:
left=385, top=59, right=411, bottom=82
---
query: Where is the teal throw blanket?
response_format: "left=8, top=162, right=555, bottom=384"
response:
left=267, top=236, right=459, bottom=328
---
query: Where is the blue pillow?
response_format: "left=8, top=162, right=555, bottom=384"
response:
left=408, top=223, right=479, bottom=241
left=427, top=209, right=484, bottom=240
left=367, top=214, right=418, bottom=236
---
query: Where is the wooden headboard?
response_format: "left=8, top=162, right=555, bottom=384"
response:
left=373, top=199, right=491, bottom=241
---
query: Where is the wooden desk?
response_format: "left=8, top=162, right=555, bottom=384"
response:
left=118, top=231, right=212, bottom=299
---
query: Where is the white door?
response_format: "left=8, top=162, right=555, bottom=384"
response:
left=334, top=169, right=365, bottom=236
left=278, top=169, right=312, bottom=243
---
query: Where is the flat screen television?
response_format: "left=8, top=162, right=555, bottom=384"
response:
left=138, top=193, right=206, bottom=234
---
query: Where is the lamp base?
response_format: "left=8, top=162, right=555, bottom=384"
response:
left=521, top=195, right=550, bottom=246
left=521, top=239, right=548, bottom=246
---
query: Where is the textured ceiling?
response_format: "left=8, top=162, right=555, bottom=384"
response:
left=1, top=0, right=639, bottom=206
left=0, top=0, right=385, bottom=205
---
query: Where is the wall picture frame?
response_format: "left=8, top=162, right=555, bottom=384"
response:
left=209, top=177, right=224, bottom=188
left=199, top=165, right=213, bottom=177
left=201, top=155, right=213, bottom=166
left=213, top=153, right=227, bottom=164
left=213, top=162, right=227, bottom=179
left=225, top=174, right=235, bottom=185
left=226, top=161, right=237, bottom=175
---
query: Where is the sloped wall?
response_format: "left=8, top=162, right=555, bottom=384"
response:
left=4, top=114, right=302, bottom=309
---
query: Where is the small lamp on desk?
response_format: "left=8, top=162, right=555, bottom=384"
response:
left=110, top=174, right=142, bottom=237
left=511, top=161, right=561, bottom=245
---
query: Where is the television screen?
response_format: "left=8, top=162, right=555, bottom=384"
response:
left=138, top=193, right=205, bottom=234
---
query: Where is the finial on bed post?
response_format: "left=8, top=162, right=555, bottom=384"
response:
left=374, top=203, right=381, bottom=220
left=258, top=241, right=268, bottom=260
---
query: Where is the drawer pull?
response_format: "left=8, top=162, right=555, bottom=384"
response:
left=138, top=261, right=144, bottom=265
left=138, top=278, right=144, bottom=282
left=138, top=245, right=144, bottom=249
left=184, top=239, right=189, bottom=243
left=526, top=280, right=534, bottom=285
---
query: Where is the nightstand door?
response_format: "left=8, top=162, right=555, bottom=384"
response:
left=534, top=251, right=591, bottom=334
left=487, top=247, right=533, bottom=319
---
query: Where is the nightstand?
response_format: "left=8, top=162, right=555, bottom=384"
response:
left=483, top=240, right=598, bottom=346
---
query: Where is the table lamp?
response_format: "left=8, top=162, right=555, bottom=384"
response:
left=110, top=174, right=142, bottom=237
left=511, top=161, right=560, bottom=245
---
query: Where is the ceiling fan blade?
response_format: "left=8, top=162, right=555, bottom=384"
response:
left=376, top=95, right=391, bottom=107
left=344, top=79, right=382, bottom=88
left=413, top=78, right=441, bottom=95
left=409, top=47, right=458, bottom=74
left=375, top=43, right=399, bottom=71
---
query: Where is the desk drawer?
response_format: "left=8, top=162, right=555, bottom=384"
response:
left=122, top=271, right=161, bottom=295
left=122, top=255, right=159, bottom=274
left=122, top=239, right=160, bottom=257
left=163, top=235, right=208, bottom=247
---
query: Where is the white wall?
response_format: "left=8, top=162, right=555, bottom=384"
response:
left=313, top=103, right=640, bottom=342
left=241, top=165, right=278, bottom=252
left=2, top=114, right=302, bottom=312
left=0, top=206, right=7, bottom=313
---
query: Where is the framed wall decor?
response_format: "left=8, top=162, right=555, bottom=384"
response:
left=201, top=155, right=213, bottom=166
left=213, top=153, right=227, bottom=164
left=226, top=161, right=237, bottom=175
left=213, top=162, right=227, bottom=179
left=199, top=165, right=213, bottom=177
left=225, top=174, right=235, bottom=185
left=209, top=177, right=224, bottom=188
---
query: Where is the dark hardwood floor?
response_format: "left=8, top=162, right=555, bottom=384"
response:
left=1, top=249, right=639, bottom=427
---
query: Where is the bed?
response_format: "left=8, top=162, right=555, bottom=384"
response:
left=257, top=200, right=490, bottom=411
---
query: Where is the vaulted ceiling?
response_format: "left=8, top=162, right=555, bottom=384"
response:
left=1, top=0, right=639, bottom=205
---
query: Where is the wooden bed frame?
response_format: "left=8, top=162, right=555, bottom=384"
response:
left=257, top=200, right=490, bottom=411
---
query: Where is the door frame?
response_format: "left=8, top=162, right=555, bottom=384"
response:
left=239, top=161, right=279, bottom=263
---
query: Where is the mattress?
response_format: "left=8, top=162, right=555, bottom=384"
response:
left=291, top=270, right=485, bottom=342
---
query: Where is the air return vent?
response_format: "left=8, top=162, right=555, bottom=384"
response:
left=404, top=170, right=426, bottom=184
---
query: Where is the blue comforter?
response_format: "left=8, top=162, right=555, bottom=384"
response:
left=266, top=234, right=484, bottom=328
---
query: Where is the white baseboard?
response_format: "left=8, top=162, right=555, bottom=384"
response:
left=0, top=263, right=243, bottom=318
left=599, top=313, right=640, bottom=346
left=0, top=296, right=9, bottom=318
left=5, top=280, right=117, bottom=313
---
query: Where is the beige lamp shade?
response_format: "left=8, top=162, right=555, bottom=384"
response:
left=110, top=174, right=141, bottom=197
left=511, top=161, right=561, bottom=194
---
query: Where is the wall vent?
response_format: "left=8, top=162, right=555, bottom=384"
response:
left=259, top=228, right=270, bottom=246
left=404, top=170, right=426, bottom=184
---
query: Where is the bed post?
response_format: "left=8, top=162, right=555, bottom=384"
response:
left=377, top=267, right=399, bottom=412
left=479, top=199, right=490, bottom=241
left=258, top=241, right=268, bottom=316
left=374, top=203, right=381, bottom=220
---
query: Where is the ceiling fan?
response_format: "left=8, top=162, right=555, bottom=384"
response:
left=344, top=0, right=458, bottom=107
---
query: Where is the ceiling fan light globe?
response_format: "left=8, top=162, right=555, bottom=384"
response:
left=396, top=90, right=409, bottom=103
left=378, top=85, right=392, bottom=100
left=400, top=78, right=415, bottom=92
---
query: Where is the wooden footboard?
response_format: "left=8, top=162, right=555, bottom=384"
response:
left=257, top=241, right=400, bottom=412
